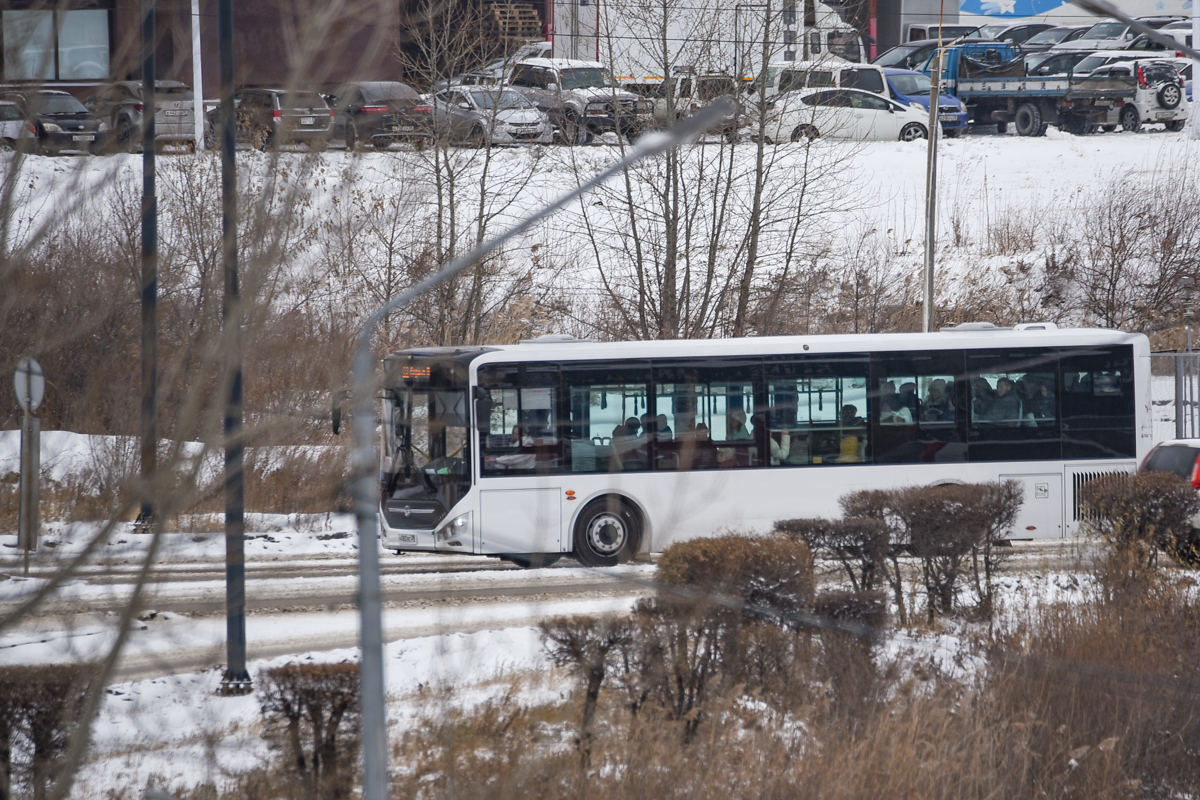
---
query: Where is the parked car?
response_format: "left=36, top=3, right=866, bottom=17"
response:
left=1018, top=25, right=1091, bottom=52
left=1137, top=439, right=1200, bottom=557
left=882, top=68, right=968, bottom=136
left=622, top=71, right=742, bottom=138
left=505, top=57, right=653, bottom=143
left=872, top=38, right=990, bottom=71
left=0, top=89, right=107, bottom=154
left=325, top=81, right=431, bottom=150
left=973, top=22, right=1055, bottom=44
left=86, top=80, right=196, bottom=152
left=1084, top=58, right=1189, bottom=132
left=221, top=88, right=332, bottom=150
left=432, top=72, right=501, bottom=92
left=1023, top=50, right=1094, bottom=77
left=1125, top=30, right=1193, bottom=56
left=429, top=87, right=551, bottom=145
left=1052, top=17, right=1186, bottom=51
left=0, top=100, right=35, bottom=152
left=762, top=87, right=928, bottom=142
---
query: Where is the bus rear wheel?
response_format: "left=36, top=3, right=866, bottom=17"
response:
left=573, top=496, right=640, bottom=567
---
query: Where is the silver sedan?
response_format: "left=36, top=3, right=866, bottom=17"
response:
left=430, top=88, right=552, bottom=146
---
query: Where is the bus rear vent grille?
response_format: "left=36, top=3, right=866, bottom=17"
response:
left=1071, top=469, right=1130, bottom=522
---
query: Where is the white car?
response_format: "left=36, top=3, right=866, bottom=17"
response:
left=430, top=88, right=552, bottom=146
left=0, top=100, right=34, bottom=152
left=1082, top=58, right=1189, bottom=132
left=762, top=87, right=929, bottom=143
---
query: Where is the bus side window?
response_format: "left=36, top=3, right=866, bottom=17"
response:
left=654, top=363, right=759, bottom=470
left=564, top=365, right=652, bottom=473
left=478, top=366, right=562, bottom=475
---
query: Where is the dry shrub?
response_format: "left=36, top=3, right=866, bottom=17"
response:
left=0, top=663, right=97, bottom=800
left=814, top=590, right=888, bottom=725
left=258, top=662, right=360, bottom=800
left=775, top=516, right=889, bottom=592
left=655, top=534, right=815, bottom=619
left=839, top=489, right=911, bottom=625
left=1080, top=471, right=1199, bottom=580
left=987, top=575, right=1200, bottom=796
left=242, top=446, right=352, bottom=515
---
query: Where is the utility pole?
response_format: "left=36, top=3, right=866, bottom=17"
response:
left=136, top=0, right=158, bottom=531
left=218, top=0, right=250, bottom=695
left=1192, top=0, right=1199, bottom=139
left=191, top=0, right=204, bottom=150
left=922, top=20, right=943, bottom=333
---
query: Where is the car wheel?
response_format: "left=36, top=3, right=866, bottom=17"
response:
left=573, top=496, right=640, bottom=568
left=117, top=121, right=138, bottom=153
left=1119, top=105, right=1141, bottom=133
left=344, top=121, right=358, bottom=151
left=0, top=138, right=14, bottom=154
left=995, top=121, right=1008, bottom=134
left=1013, top=103, right=1044, bottom=137
left=251, top=126, right=273, bottom=151
left=1165, top=119, right=1187, bottom=133
left=183, top=139, right=197, bottom=154
left=373, top=139, right=390, bottom=150
left=899, top=122, right=928, bottom=141
left=1101, top=124, right=1117, bottom=133
left=790, top=124, right=818, bottom=142
left=555, top=111, right=588, bottom=145
left=1157, top=83, right=1182, bottom=110
left=467, top=124, right=490, bottom=148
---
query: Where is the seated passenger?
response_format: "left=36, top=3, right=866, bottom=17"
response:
left=727, top=409, right=752, bottom=440
left=837, top=404, right=865, bottom=463
left=923, top=379, right=953, bottom=422
left=971, top=378, right=995, bottom=421
left=655, top=413, right=674, bottom=441
left=985, top=377, right=1022, bottom=425
left=879, top=395, right=913, bottom=425
left=898, top=382, right=919, bottom=418
left=493, top=425, right=536, bottom=470
left=679, top=423, right=718, bottom=470
left=1027, top=381, right=1055, bottom=420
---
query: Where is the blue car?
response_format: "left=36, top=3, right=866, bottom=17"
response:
left=883, top=68, right=969, bottom=137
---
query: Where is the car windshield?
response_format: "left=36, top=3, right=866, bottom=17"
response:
left=38, top=94, right=88, bottom=114
left=888, top=72, right=931, bottom=95
left=1081, top=22, right=1127, bottom=39
left=471, top=90, right=529, bottom=110
left=1142, top=445, right=1200, bottom=480
left=976, top=24, right=1008, bottom=39
left=873, top=44, right=928, bottom=68
left=284, top=92, right=326, bottom=109
left=559, top=68, right=614, bottom=90
left=0, top=104, right=21, bottom=121
left=1026, top=27, right=1071, bottom=44
left=1076, top=55, right=1115, bottom=74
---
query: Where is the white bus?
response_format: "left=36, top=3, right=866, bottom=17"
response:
left=377, top=324, right=1151, bottom=566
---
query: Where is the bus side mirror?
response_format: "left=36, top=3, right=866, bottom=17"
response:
left=331, top=389, right=350, bottom=435
left=473, top=387, right=493, bottom=434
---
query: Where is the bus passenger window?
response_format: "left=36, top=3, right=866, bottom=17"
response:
left=654, top=365, right=759, bottom=470
left=766, top=367, right=868, bottom=466
left=969, top=371, right=1055, bottom=428
left=563, top=368, right=652, bottom=473
left=479, top=382, right=561, bottom=475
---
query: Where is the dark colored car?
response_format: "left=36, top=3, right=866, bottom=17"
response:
left=973, top=22, right=1056, bottom=44
left=0, top=89, right=106, bottom=154
left=871, top=38, right=991, bottom=71
left=324, top=81, right=431, bottom=150
left=1023, top=50, right=1093, bottom=77
left=87, top=80, right=196, bottom=152
left=1020, top=25, right=1091, bottom=53
left=208, top=88, right=332, bottom=151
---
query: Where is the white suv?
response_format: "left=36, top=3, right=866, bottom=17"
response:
left=1085, top=58, right=1189, bottom=132
left=505, top=58, right=653, bottom=143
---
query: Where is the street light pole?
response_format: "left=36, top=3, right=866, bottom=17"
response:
left=136, top=0, right=158, bottom=530
left=922, top=11, right=944, bottom=334
left=218, top=0, right=249, bottom=694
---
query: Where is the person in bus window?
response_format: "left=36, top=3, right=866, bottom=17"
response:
left=493, top=425, right=536, bottom=470
left=923, top=379, right=952, bottom=422
left=680, top=423, right=717, bottom=469
left=1026, top=381, right=1055, bottom=420
left=971, top=378, right=995, bottom=421
left=655, top=413, right=674, bottom=441
left=985, top=377, right=1022, bottom=424
left=727, top=409, right=751, bottom=440
left=880, top=394, right=913, bottom=425
left=898, top=382, right=919, bottom=418
left=837, top=404, right=864, bottom=462
left=750, top=412, right=789, bottom=465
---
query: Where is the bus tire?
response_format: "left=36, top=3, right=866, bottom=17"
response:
left=573, top=496, right=640, bottom=567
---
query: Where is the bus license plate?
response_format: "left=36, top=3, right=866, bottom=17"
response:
left=73, top=134, right=95, bottom=142
left=392, top=124, right=414, bottom=132
left=396, top=533, right=417, bottom=543
left=301, top=116, right=315, bottom=125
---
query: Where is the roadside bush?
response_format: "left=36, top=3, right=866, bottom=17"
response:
left=1080, top=471, right=1199, bottom=580
left=813, top=590, right=888, bottom=724
left=259, top=662, right=360, bottom=800
left=839, top=489, right=910, bottom=625
left=776, top=517, right=889, bottom=592
left=0, top=663, right=96, bottom=800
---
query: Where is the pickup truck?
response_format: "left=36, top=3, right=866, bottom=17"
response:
left=919, top=42, right=1137, bottom=136
left=506, top=58, right=653, bottom=144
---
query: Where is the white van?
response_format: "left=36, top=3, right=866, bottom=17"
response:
left=760, top=59, right=896, bottom=102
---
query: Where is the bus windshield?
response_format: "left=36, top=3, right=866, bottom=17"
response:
left=382, top=378, right=470, bottom=506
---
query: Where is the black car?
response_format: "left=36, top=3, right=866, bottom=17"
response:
left=1023, top=50, right=1093, bottom=77
left=324, top=81, right=431, bottom=150
left=1020, top=25, right=1091, bottom=52
left=0, top=89, right=106, bottom=154
left=871, top=38, right=992, bottom=71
